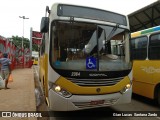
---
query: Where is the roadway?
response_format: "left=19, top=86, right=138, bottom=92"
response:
left=33, top=65, right=160, bottom=120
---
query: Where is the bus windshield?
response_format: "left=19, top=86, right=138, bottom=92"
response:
left=51, top=21, right=131, bottom=71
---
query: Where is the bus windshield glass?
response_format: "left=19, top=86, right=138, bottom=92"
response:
left=51, top=21, right=131, bottom=71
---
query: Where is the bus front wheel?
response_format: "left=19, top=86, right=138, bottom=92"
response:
left=158, top=88, right=160, bottom=106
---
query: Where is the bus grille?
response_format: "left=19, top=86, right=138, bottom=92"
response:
left=67, top=77, right=123, bottom=86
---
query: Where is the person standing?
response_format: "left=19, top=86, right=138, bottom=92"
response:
left=0, top=53, right=11, bottom=89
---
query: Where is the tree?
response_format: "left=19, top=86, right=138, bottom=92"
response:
left=11, top=36, right=38, bottom=51
left=12, top=36, right=29, bottom=49
left=32, top=44, right=39, bottom=51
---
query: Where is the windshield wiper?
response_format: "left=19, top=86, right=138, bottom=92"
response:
left=106, top=24, right=119, bottom=43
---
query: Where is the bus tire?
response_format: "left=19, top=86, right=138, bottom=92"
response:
left=42, top=78, right=49, bottom=106
left=42, top=78, right=45, bottom=95
left=158, top=88, right=160, bottom=106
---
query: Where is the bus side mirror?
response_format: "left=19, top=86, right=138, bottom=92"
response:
left=40, top=17, right=49, bottom=33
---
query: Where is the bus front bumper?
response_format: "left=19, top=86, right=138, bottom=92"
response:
left=48, top=87, right=132, bottom=111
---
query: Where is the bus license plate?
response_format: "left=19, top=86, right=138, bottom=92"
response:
left=90, top=100, right=105, bottom=105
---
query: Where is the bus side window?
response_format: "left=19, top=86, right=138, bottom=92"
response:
left=149, top=33, right=160, bottom=59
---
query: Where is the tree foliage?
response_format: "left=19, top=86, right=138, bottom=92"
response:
left=11, top=36, right=38, bottom=51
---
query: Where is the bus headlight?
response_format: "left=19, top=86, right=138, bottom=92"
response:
left=120, top=83, right=131, bottom=94
left=55, top=86, right=61, bottom=92
left=49, top=82, right=72, bottom=98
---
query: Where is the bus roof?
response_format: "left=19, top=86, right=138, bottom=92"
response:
left=131, top=26, right=160, bottom=38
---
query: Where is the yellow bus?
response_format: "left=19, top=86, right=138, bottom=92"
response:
left=32, top=56, right=38, bottom=65
left=32, top=51, right=39, bottom=65
left=39, top=3, right=132, bottom=111
left=131, top=26, right=160, bottom=105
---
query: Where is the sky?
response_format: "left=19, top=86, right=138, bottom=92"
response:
left=0, top=0, right=157, bottom=39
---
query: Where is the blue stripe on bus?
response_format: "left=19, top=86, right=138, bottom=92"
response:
left=153, top=26, right=160, bottom=32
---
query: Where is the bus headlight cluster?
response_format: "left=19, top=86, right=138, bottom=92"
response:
left=49, top=82, right=72, bottom=98
left=120, top=83, right=131, bottom=94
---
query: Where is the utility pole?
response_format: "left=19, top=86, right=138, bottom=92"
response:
left=19, top=16, right=29, bottom=68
